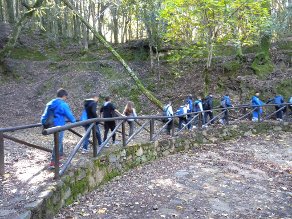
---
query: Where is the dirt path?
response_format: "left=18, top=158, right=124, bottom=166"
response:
left=55, top=132, right=292, bottom=219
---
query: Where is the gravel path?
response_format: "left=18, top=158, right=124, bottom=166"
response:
left=55, top=132, right=292, bottom=219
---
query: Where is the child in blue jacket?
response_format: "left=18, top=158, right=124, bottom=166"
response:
left=251, top=92, right=264, bottom=122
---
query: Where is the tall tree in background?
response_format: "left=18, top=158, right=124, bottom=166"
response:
left=160, top=0, right=271, bottom=69
left=60, top=0, right=163, bottom=109
left=5, top=0, right=15, bottom=24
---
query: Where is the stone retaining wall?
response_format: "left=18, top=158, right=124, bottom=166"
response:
left=24, top=122, right=292, bottom=219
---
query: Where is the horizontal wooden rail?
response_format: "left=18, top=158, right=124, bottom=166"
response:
left=3, top=134, right=52, bottom=153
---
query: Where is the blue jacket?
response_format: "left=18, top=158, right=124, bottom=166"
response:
left=274, top=95, right=284, bottom=106
left=185, top=97, right=193, bottom=113
left=193, top=100, right=203, bottom=112
left=251, top=96, right=263, bottom=107
left=251, top=96, right=264, bottom=113
left=41, top=98, right=76, bottom=126
left=222, top=95, right=232, bottom=107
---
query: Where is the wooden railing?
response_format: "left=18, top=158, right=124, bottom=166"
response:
left=0, top=103, right=291, bottom=179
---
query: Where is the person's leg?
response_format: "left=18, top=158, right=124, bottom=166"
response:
left=178, top=117, right=183, bottom=130
left=187, top=115, right=192, bottom=129
left=183, top=117, right=187, bottom=128
left=51, top=131, right=64, bottom=162
left=110, top=121, right=116, bottom=142
left=194, top=113, right=198, bottom=126
left=83, top=125, right=90, bottom=150
left=128, top=121, right=134, bottom=136
left=95, top=123, right=102, bottom=145
left=166, top=119, right=172, bottom=134
left=252, top=110, right=258, bottom=121
left=210, top=111, right=214, bottom=124
left=275, top=106, right=280, bottom=119
left=204, top=112, right=209, bottom=124
left=103, top=122, right=110, bottom=142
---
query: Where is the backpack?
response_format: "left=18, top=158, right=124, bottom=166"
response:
left=220, top=97, right=226, bottom=108
left=43, top=106, right=57, bottom=129
left=193, top=100, right=201, bottom=112
left=80, top=110, right=88, bottom=121
left=202, top=98, right=210, bottom=110
left=162, top=105, right=170, bottom=122
left=186, top=99, right=193, bottom=112
left=274, top=96, right=283, bottom=106
left=176, top=106, right=186, bottom=118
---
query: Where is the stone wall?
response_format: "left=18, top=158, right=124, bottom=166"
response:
left=24, top=122, right=292, bottom=219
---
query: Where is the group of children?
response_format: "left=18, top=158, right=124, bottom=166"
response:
left=162, top=92, right=292, bottom=134
left=41, top=88, right=291, bottom=168
left=41, top=89, right=137, bottom=168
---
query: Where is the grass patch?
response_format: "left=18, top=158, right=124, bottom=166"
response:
left=276, top=79, right=292, bottom=100
left=114, top=47, right=149, bottom=61
left=10, top=47, right=47, bottom=61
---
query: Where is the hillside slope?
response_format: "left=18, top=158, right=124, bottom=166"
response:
left=0, top=36, right=291, bottom=127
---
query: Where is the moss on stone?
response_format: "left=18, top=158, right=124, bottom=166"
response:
left=276, top=79, right=292, bottom=100
left=251, top=52, right=274, bottom=78
left=223, top=60, right=241, bottom=75
left=103, top=169, right=120, bottom=184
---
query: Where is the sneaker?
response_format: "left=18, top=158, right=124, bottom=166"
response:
left=202, top=124, right=208, bottom=128
left=81, top=149, right=89, bottom=154
left=192, top=126, right=197, bottom=129
left=48, top=161, right=63, bottom=169
left=104, top=143, right=110, bottom=148
left=112, top=141, right=119, bottom=145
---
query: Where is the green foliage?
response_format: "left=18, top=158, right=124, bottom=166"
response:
left=160, top=0, right=271, bottom=67
left=110, top=84, right=142, bottom=112
left=223, top=60, right=241, bottom=75
left=115, top=48, right=149, bottom=61
left=251, top=52, right=274, bottom=78
left=10, top=47, right=47, bottom=61
left=276, top=80, right=292, bottom=100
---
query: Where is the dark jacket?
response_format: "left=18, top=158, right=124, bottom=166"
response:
left=203, top=95, right=213, bottom=110
left=84, top=99, right=98, bottom=119
left=100, top=101, right=116, bottom=118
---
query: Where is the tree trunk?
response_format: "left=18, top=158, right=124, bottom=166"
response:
left=82, top=0, right=88, bottom=50
left=5, top=0, right=15, bottom=24
left=60, top=0, right=163, bottom=109
left=112, top=6, right=119, bottom=44
left=0, top=0, right=45, bottom=60
left=0, top=0, right=3, bottom=21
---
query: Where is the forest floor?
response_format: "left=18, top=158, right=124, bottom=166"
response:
left=1, top=127, right=291, bottom=219
left=54, top=132, right=292, bottom=219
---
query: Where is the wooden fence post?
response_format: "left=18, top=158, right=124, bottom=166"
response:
left=198, top=113, right=203, bottom=129
left=171, top=118, right=175, bottom=137
left=150, top=119, right=154, bottom=141
left=92, top=123, right=97, bottom=157
left=122, top=121, right=126, bottom=147
left=0, top=132, right=4, bottom=175
left=53, top=132, right=60, bottom=180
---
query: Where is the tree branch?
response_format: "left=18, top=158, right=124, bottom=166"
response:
left=60, top=0, right=163, bottom=109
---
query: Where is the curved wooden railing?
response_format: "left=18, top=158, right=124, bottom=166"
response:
left=0, top=103, right=291, bottom=179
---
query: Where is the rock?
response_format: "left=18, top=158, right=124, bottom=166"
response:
left=17, top=211, right=31, bottom=219
left=153, top=205, right=159, bottom=210
left=174, top=170, right=191, bottom=178
left=109, top=154, right=117, bottom=163
left=244, top=130, right=253, bottom=137
left=0, top=209, right=17, bottom=217
left=136, top=147, right=143, bottom=157
left=24, top=199, right=43, bottom=210
left=273, top=126, right=282, bottom=131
